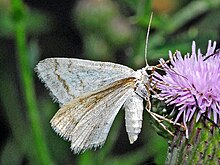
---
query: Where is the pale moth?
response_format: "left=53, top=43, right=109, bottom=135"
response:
left=35, top=14, right=171, bottom=153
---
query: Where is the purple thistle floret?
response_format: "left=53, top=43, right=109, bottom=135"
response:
left=153, top=41, right=220, bottom=137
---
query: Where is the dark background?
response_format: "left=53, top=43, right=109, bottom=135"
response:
left=0, top=0, right=220, bottom=164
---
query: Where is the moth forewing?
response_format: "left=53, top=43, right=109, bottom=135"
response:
left=124, top=92, right=144, bottom=144
left=50, top=77, right=137, bottom=153
left=35, top=58, right=134, bottom=105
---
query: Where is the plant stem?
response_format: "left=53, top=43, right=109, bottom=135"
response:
left=11, top=0, right=54, bottom=164
left=166, top=116, right=220, bottom=165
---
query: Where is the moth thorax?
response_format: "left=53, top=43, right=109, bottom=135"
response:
left=134, top=68, right=149, bottom=81
left=135, top=82, right=150, bottom=99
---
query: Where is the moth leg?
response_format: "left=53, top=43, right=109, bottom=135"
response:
left=148, top=110, right=185, bottom=129
left=144, top=83, right=164, bottom=100
left=145, top=95, right=185, bottom=136
left=149, top=51, right=177, bottom=72
left=145, top=103, right=175, bottom=136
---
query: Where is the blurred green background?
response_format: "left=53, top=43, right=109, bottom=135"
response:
left=0, top=0, right=220, bottom=165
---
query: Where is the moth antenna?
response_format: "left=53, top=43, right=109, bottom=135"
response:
left=144, top=12, right=153, bottom=68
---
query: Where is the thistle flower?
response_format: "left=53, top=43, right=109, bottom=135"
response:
left=153, top=40, right=220, bottom=137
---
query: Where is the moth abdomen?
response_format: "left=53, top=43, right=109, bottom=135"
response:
left=124, top=92, right=144, bottom=144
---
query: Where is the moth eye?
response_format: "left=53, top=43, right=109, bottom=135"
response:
left=134, top=86, right=137, bottom=91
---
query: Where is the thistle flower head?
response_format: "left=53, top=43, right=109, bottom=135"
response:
left=154, top=41, right=220, bottom=137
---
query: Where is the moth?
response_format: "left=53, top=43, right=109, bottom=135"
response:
left=36, top=58, right=152, bottom=153
left=35, top=14, right=170, bottom=153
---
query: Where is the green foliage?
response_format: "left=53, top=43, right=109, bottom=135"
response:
left=0, top=8, right=50, bottom=37
left=0, top=0, right=220, bottom=165
left=74, top=0, right=133, bottom=60
left=9, top=0, right=54, bottom=165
